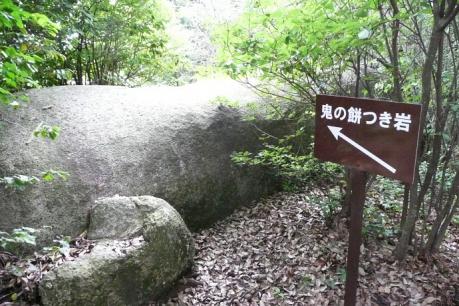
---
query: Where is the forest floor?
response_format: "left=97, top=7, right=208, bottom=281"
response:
left=159, top=186, right=459, bottom=306
left=2, top=184, right=458, bottom=305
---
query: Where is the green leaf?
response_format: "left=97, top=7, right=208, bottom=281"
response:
left=33, top=125, right=61, bottom=140
left=41, top=170, right=70, bottom=182
left=0, top=175, right=40, bottom=190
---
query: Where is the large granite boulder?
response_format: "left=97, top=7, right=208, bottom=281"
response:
left=0, top=79, right=287, bottom=236
left=39, top=195, right=194, bottom=305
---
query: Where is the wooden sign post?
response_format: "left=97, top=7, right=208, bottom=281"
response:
left=313, top=95, right=422, bottom=305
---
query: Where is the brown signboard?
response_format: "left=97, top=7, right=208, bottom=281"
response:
left=314, top=95, right=422, bottom=184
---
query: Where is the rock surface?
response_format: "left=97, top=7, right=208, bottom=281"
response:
left=39, top=195, right=194, bottom=306
left=0, top=79, right=287, bottom=236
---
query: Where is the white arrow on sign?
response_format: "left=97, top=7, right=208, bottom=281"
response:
left=327, top=125, right=397, bottom=174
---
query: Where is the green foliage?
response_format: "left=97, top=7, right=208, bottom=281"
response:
left=453, top=216, right=459, bottom=227
left=0, top=0, right=59, bottom=105
left=362, top=177, right=404, bottom=239
left=217, top=0, right=383, bottom=192
left=232, top=144, right=342, bottom=189
left=218, top=0, right=459, bottom=257
left=0, top=175, right=40, bottom=190
left=41, top=169, right=69, bottom=182
left=1, top=170, right=69, bottom=190
left=0, top=227, right=36, bottom=253
left=0, top=2, right=67, bottom=196
left=312, top=188, right=342, bottom=224
left=272, top=286, right=285, bottom=299
left=216, top=0, right=381, bottom=102
left=324, top=267, right=346, bottom=289
left=43, top=236, right=71, bottom=257
left=363, top=205, right=392, bottom=239
left=26, top=0, right=183, bottom=86
left=1, top=0, right=189, bottom=87
left=33, top=124, right=60, bottom=140
left=371, top=177, right=404, bottom=213
left=300, top=274, right=313, bottom=288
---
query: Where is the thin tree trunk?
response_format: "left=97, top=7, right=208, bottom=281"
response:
left=340, top=168, right=353, bottom=219
left=400, top=184, right=410, bottom=229
left=389, top=0, right=403, bottom=102
left=75, top=35, right=84, bottom=85
left=424, top=171, right=459, bottom=253
left=394, top=1, right=459, bottom=259
left=432, top=197, right=459, bottom=252
left=393, top=19, right=444, bottom=261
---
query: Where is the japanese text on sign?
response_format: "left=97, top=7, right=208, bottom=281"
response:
left=320, top=104, right=412, bottom=132
left=314, top=95, right=422, bottom=184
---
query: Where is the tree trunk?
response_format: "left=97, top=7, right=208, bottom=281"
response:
left=389, top=0, right=403, bottom=102
left=393, top=21, right=444, bottom=261
left=75, top=35, right=84, bottom=85
left=424, top=170, right=459, bottom=254
left=393, top=0, right=459, bottom=259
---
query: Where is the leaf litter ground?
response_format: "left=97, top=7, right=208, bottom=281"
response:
left=159, top=188, right=459, bottom=306
left=1, top=186, right=458, bottom=305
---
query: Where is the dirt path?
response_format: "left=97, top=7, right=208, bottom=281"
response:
left=160, top=189, right=459, bottom=305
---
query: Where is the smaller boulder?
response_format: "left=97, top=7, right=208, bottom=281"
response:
left=39, top=196, right=194, bottom=306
